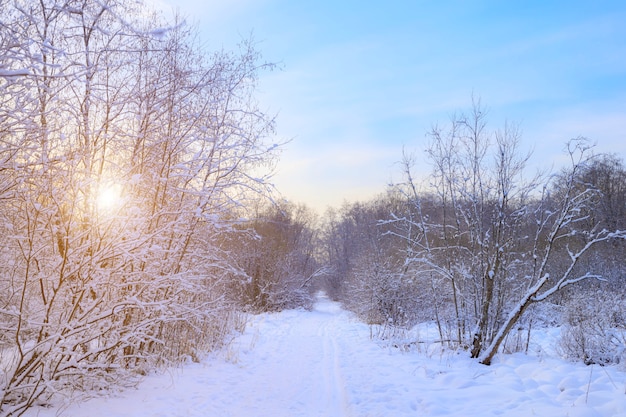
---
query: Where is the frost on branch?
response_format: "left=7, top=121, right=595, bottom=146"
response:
left=0, top=1, right=278, bottom=415
left=381, top=100, right=626, bottom=366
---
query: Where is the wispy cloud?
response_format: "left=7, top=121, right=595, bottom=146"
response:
left=152, top=0, right=626, bottom=211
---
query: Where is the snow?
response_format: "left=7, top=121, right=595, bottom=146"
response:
left=23, top=294, right=626, bottom=417
left=0, top=69, right=30, bottom=77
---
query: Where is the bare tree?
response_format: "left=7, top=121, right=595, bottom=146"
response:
left=320, top=197, right=423, bottom=331
left=0, top=1, right=278, bottom=414
left=478, top=139, right=626, bottom=365
left=230, top=201, right=319, bottom=312
left=392, top=100, right=626, bottom=365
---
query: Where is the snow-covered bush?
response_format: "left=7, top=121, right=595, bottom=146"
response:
left=559, top=290, right=626, bottom=365
left=345, top=257, right=415, bottom=327
left=321, top=197, right=427, bottom=330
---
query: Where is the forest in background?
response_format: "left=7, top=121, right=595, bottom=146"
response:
left=251, top=103, right=626, bottom=368
left=1, top=1, right=625, bottom=416
left=320, top=123, right=626, bottom=366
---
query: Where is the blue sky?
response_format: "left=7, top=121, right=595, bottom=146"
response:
left=154, top=0, right=626, bottom=212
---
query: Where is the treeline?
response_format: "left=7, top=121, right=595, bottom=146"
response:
left=232, top=102, right=626, bottom=369
left=320, top=104, right=626, bottom=366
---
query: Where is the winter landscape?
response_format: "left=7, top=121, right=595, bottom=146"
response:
left=1, top=0, right=626, bottom=416
left=21, top=294, right=626, bottom=417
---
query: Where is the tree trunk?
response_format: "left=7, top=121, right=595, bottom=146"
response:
left=478, top=294, right=534, bottom=365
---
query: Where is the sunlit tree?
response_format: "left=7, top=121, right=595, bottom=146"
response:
left=0, top=1, right=277, bottom=414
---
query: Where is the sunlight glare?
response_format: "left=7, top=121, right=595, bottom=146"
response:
left=96, top=183, right=122, bottom=212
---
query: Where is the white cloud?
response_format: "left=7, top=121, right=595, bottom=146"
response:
left=145, top=0, right=626, bottom=212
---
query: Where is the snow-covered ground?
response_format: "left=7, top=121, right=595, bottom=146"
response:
left=24, top=294, right=626, bottom=416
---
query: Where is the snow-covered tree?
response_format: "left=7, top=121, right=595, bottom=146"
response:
left=392, top=100, right=626, bottom=365
left=0, top=1, right=277, bottom=414
left=229, top=202, right=319, bottom=312
left=321, top=198, right=424, bottom=329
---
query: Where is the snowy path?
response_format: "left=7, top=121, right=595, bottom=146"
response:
left=24, top=294, right=626, bottom=417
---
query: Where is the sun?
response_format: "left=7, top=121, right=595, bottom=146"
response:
left=96, top=183, right=122, bottom=212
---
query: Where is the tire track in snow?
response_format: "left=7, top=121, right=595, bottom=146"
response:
left=21, top=294, right=626, bottom=417
left=321, top=319, right=352, bottom=417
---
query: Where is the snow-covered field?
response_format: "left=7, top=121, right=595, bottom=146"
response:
left=24, top=294, right=626, bottom=417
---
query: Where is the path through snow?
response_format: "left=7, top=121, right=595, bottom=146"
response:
left=24, top=294, right=626, bottom=416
